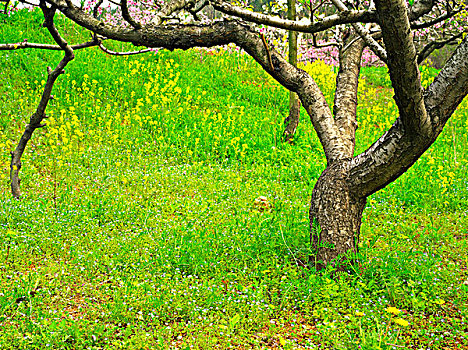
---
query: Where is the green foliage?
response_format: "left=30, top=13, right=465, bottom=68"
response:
left=0, top=9, right=467, bottom=349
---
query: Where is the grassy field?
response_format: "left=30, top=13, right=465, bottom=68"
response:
left=1, top=9, right=467, bottom=350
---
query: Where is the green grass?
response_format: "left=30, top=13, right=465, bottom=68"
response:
left=0, top=8, right=467, bottom=349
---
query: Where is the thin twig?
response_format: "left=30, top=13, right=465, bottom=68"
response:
left=312, top=34, right=340, bottom=48
left=412, top=8, right=463, bottom=29
left=98, top=42, right=153, bottom=56
left=1, top=0, right=10, bottom=14
left=0, top=39, right=98, bottom=51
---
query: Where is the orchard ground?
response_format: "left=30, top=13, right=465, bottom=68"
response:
left=0, top=9, right=468, bottom=350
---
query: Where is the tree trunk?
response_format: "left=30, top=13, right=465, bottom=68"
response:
left=283, top=0, right=299, bottom=143
left=283, top=98, right=300, bottom=143
left=309, top=161, right=367, bottom=270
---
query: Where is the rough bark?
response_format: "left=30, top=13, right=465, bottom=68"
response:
left=283, top=99, right=300, bottom=143
left=333, top=34, right=365, bottom=157
left=310, top=161, right=366, bottom=270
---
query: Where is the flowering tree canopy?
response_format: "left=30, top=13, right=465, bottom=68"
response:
left=1, top=0, right=468, bottom=268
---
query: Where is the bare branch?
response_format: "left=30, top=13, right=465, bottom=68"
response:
left=333, top=34, right=365, bottom=157
left=0, top=39, right=98, bottom=51
left=376, top=0, right=429, bottom=134
left=330, top=0, right=387, bottom=62
left=211, top=0, right=377, bottom=34
left=1, top=0, right=11, bottom=14
left=411, top=8, right=463, bottom=29
left=312, top=34, right=340, bottom=48
left=93, top=0, right=103, bottom=18
left=121, top=0, right=141, bottom=29
left=10, top=1, right=75, bottom=198
left=98, top=42, right=153, bottom=55
left=425, top=36, right=468, bottom=127
left=346, top=0, right=435, bottom=198
left=150, top=0, right=198, bottom=25
left=349, top=36, right=468, bottom=198
left=417, top=31, right=465, bottom=63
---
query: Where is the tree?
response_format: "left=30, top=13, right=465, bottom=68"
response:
left=2, top=0, right=468, bottom=269
left=283, top=0, right=300, bottom=143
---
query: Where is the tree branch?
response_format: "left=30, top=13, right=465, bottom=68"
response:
left=330, top=0, right=387, bottom=62
left=344, top=0, right=434, bottom=198
left=411, top=8, right=463, bottom=29
left=417, top=31, right=465, bottom=63
left=98, top=42, right=153, bottom=55
left=425, top=36, right=468, bottom=130
left=348, top=36, right=468, bottom=198
left=1, top=0, right=10, bottom=14
left=121, top=0, right=141, bottom=29
left=10, top=1, right=75, bottom=198
left=408, top=0, right=435, bottom=21
left=211, top=0, right=377, bottom=34
left=150, top=0, right=197, bottom=26
left=0, top=39, right=98, bottom=51
left=333, top=34, right=365, bottom=157
left=375, top=0, right=429, bottom=135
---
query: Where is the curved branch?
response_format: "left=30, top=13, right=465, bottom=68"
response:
left=417, top=31, right=465, bottom=64
left=211, top=0, right=377, bottom=34
left=121, top=0, right=141, bottom=29
left=10, top=2, right=75, bottom=198
left=98, top=42, right=153, bottom=55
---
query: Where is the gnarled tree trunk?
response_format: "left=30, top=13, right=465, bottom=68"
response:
left=309, top=161, right=366, bottom=270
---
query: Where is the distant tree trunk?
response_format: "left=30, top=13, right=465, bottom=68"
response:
left=283, top=0, right=300, bottom=143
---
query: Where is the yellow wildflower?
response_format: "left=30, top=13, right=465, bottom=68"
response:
left=386, top=306, right=400, bottom=315
left=394, top=318, right=409, bottom=327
